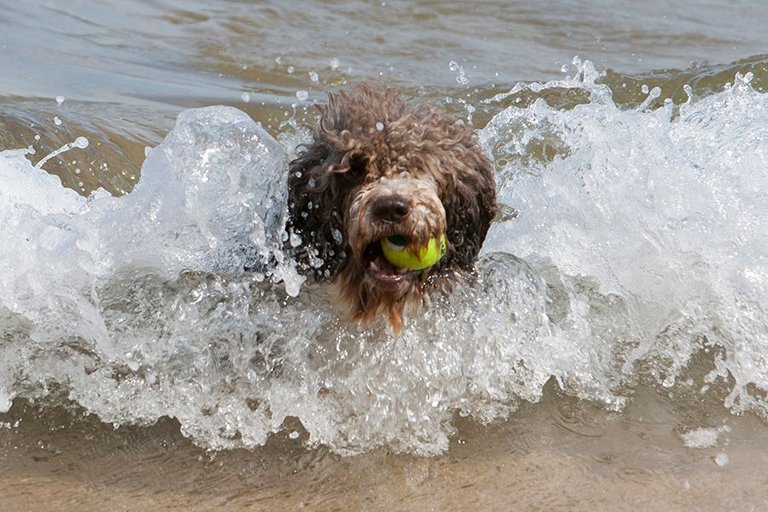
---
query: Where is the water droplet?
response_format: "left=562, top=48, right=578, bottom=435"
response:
left=713, top=452, right=729, bottom=467
left=241, top=92, right=251, bottom=103
left=309, top=71, right=319, bottom=83
left=296, top=90, right=309, bottom=101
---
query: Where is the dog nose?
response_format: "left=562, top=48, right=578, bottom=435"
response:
left=372, top=195, right=411, bottom=223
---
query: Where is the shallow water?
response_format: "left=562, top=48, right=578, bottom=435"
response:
left=1, top=0, right=768, bottom=510
left=3, top=384, right=768, bottom=511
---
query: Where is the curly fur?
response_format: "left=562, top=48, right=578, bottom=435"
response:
left=287, top=83, right=496, bottom=331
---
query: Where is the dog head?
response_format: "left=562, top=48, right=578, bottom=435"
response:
left=287, top=83, right=496, bottom=330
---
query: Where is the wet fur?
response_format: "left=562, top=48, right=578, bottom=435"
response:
left=287, top=83, right=496, bottom=330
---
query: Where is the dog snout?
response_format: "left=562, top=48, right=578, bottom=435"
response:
left=371, top=195, right=412, bottom=224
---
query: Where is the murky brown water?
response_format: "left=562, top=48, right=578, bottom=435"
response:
left=2, top=0, right=768, bottom=510
left=3, top=384, right=767, bottom=511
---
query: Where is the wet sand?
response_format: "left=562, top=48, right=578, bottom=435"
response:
left=3, top=384, right=767, bottom=511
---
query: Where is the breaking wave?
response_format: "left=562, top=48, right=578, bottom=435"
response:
left=1, top=59, right=766, bottom=455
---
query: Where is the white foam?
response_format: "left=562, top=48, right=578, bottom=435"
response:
left=0, top=63, right=767, bottom=455
left=0, top=105, right=297, bottom=410
left=481, top=62, right=768, bottom=415
left=681, top=426, right=730, bottom=448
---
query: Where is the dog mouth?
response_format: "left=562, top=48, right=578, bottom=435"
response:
left=362, top=235, right=419, bottom=288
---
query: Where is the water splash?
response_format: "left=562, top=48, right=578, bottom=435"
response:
left=482, top=58, right=768, bottom=416
left=0, top=106, right=300, bottom=409
left=1, top=63, right=767, bottom=455
left=34, top=136, right=89, bottom=169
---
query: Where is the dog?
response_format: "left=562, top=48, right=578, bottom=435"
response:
left=287, top=83, right=496, bottom=331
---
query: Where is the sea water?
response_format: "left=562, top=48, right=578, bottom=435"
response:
left=1, top=59, right=765, bottom=457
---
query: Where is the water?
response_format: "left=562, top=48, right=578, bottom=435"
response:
left=1, top=0, right=768, bottom=509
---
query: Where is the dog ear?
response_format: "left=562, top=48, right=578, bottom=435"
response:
left=442, top=151, right=497, bottom=270
left=286, top=139, right=347, bottom=277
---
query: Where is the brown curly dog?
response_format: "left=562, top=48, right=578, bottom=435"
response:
left=287, top=83, right=496, bottom=331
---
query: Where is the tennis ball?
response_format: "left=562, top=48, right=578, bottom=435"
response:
left=380, top=234, right=447, bottom=270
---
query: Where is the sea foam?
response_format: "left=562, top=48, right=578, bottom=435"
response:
left=0, top=61, right=766, bottom=455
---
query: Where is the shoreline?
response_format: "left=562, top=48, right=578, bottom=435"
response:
left=2, top=386, right=766, bottom=511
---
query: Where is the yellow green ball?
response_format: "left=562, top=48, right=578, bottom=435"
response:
left=380, top=234, right=447, bottom=270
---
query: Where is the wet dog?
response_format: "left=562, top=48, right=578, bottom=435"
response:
left=287, top=83, right=496, bottom=331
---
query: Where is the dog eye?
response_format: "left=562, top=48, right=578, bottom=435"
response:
left=334, top=154, right=367, bottom=184
left=348, top=154, right=367, bottom=175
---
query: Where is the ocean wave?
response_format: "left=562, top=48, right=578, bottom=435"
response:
left=0, top=59, right=766, bottom=455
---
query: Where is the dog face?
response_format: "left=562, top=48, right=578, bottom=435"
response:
left=287, top=84, right=496, bottom=330
left=346, top=167, right=445, bottom=289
